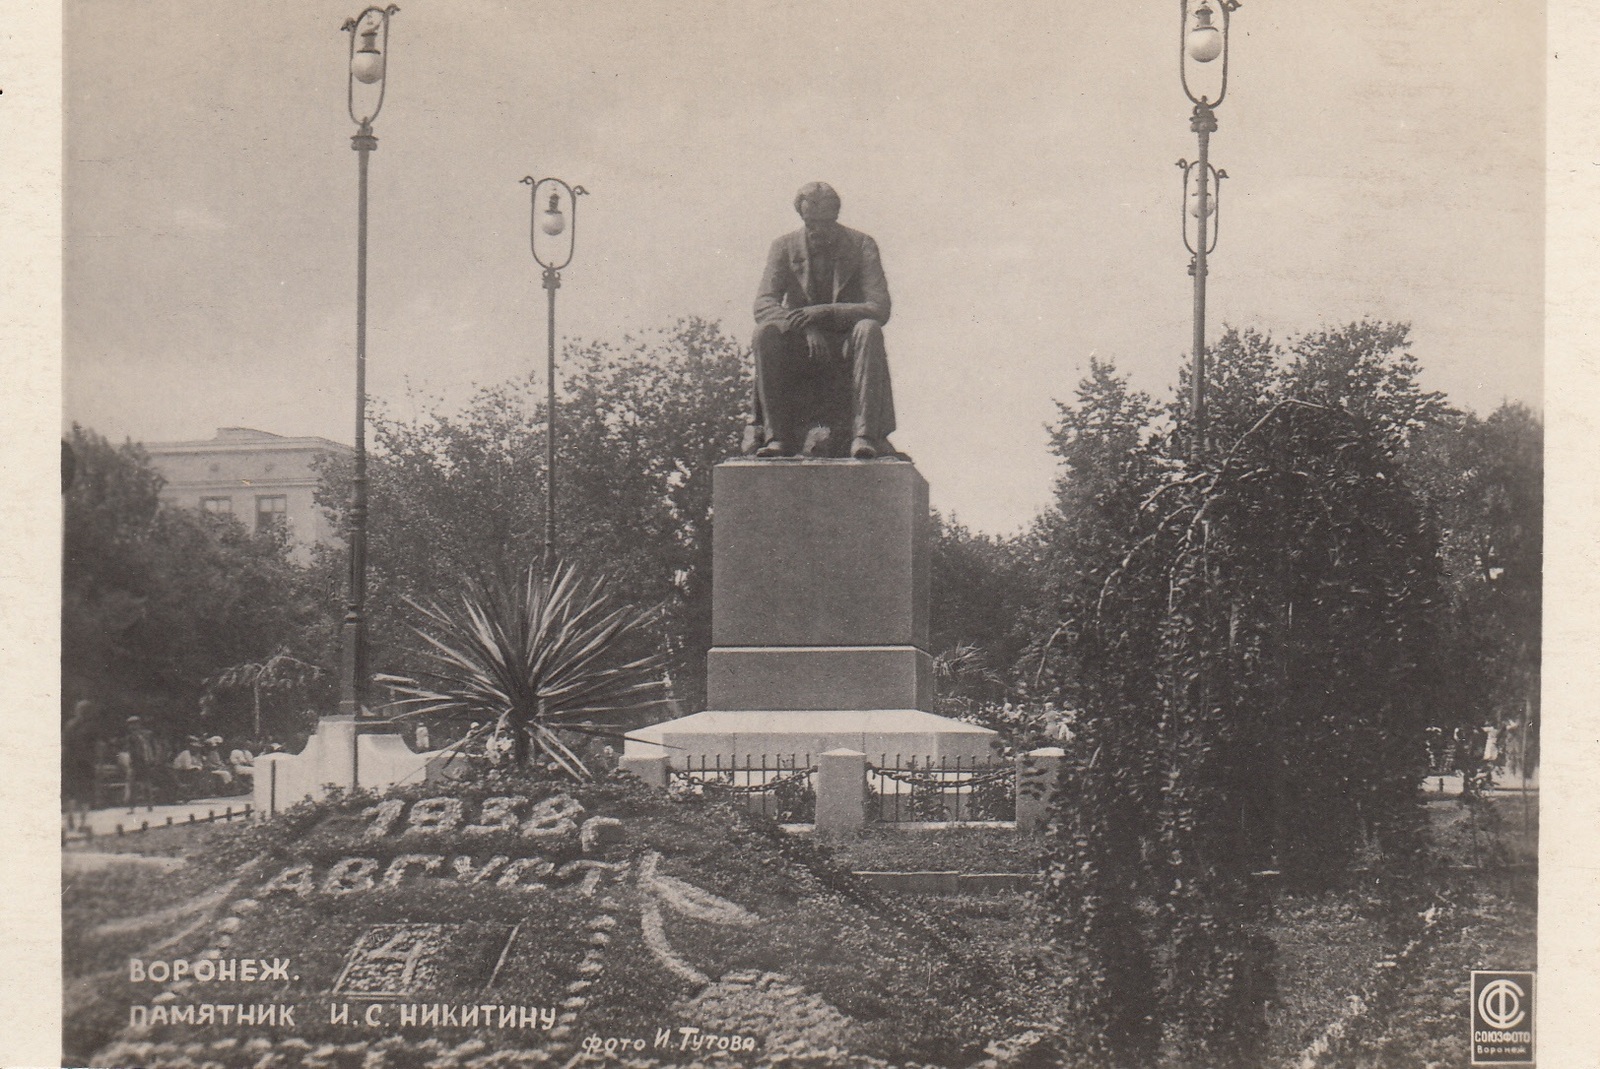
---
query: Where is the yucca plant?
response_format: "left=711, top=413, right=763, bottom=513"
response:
left=376, top=558, right=667, bottom=780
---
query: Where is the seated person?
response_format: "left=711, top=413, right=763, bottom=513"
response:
left=171, top=736, right=206, bottom=800
left=198, top=736, right=234, bottom=794
left=228, top=742, right=255, bottom=788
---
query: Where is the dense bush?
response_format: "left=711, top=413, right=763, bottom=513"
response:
left=1039, top=324, right=1453, bottom=1066
left=62, top=425, right=334, bottom=756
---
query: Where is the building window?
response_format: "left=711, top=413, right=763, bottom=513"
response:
left=200, top=496, right=232, bottom=514
left=255, top=495, right=288, bottom=534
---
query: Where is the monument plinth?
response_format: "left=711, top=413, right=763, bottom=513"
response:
left=627, top=458, right=997, bottom=765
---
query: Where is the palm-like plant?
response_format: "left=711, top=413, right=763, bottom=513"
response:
left=376, top=559, right=666, bottom=780
left=205, top=648, right=325, bottom=738
left=932, top=643, right=1003, bottom=718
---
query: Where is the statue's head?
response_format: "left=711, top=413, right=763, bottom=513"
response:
left=794, top=182, right=842, bottom=233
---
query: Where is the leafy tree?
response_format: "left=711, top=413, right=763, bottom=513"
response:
left=1039, top=323, right=1457, bottom=1065
left=1284, top=321, right=1452, bottom=451
left=1404, top=402, right=1542, bottom=762
left=63, top=430, right=165, bottom=721
left=928, top=512, right=1030, bottom=707
left=202, top=649, right=326, bottom=741
left=556, top=318, right=748, bottom=709
left=1018, top=357, right=1165, bottom=700
left=62, top=425, right=332, bottom=749
left=316, top=318, right=747, bottom=713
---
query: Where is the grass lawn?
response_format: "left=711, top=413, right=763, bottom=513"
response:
left=825, top=825, right=1045, bottom=874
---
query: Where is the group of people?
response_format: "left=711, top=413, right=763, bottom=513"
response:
left=63, top=701, right=287, bottom=815
left=169, top=734, right=258, bottom=799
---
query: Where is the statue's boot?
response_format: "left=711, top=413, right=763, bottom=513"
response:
left=851, top=435, right=901, bottom=460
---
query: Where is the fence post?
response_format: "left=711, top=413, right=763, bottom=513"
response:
left=1016, top=747, right=1066, bottom=835
left=816, top=749, right=867, bottom=837
left=618, top=753, right=670, bottom=790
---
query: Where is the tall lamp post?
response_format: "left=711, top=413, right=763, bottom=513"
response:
left=1177, top=0, right=1239, bottom=459
left=520, top=176, right=587, bottom=573
left=338, top=5, right=398, bottom=719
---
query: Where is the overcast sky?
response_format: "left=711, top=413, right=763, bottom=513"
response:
left=63, top=0, right=1543, bottom=534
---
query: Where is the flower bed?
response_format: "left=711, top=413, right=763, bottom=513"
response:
left=67, top=771, right=1036, bottom=1068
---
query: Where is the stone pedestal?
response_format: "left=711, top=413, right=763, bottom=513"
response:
left=711, top=459, right=929, bottom=648
left=626, top=458, right=996, bottom=768
left=709, top=457, right=933, bottom=711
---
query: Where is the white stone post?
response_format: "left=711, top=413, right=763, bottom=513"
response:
left=618, top=753, right=670, bottom=789
left=816, top=749, right=867, bottom=836
left=1016, top=746, right=1066, bottom=834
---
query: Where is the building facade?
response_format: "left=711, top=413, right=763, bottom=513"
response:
left=143, top=428, right=351, bottom=561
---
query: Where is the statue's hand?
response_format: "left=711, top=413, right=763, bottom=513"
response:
left=787, top=306, right=821, bottom=331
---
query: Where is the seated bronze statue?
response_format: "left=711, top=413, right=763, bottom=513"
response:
left=746, top=182, right=900, bottom=460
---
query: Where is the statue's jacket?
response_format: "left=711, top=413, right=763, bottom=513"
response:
left=753, top=225, right=893, bottom=332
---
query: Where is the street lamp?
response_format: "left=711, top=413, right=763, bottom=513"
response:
left=1177, top=0, right=1239, bottom=459
left=520, top=176, right=588, bottom=572
left=338, top=5, right=398, bottom=719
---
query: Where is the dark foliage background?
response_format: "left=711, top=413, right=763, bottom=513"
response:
left=1031, top=322, right=1538, bottom=1065
left=313, top=318, right=747, bottom=716
left=62, top=425, right=333, bottom=750
left=65, top=317, right=1537, bottom=768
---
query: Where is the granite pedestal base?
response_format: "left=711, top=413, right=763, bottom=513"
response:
left=626, top=457, right=996, bottom=771
left=706, top=645, right=933, bottom=710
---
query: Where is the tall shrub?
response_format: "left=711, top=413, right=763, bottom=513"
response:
left=1042, top=324, right=1450, bottom=1065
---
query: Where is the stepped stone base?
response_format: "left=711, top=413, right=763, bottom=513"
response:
left=706, top=646, right=933, bottom=710
left=622, top=709, right=998, bottom=766
left=647, top=459, right=996, bottom=774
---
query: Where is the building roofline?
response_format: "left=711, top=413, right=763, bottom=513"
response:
left=144, top=431, right=353, bottom=456
left=157, top=478, right=323, bottom=493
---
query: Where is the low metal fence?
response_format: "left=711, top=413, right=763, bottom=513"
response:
left=64, top=803, right=254, bottom=844
left=668, top=754, right=817, bottom=823
left=867, top=754, right=1015, bottom=823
